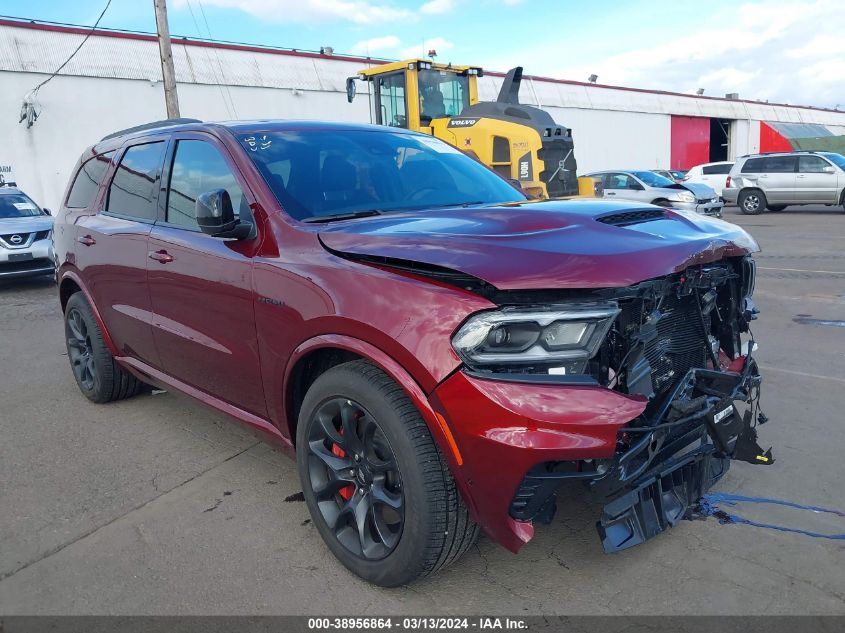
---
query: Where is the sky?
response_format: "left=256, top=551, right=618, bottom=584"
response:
left=4, top=0, right=844, bottom=108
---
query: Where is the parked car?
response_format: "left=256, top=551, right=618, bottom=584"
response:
left=651, top=169, right=687, bottom=183
left=0, top=186, right=54, bottom=280
left=723, top=151, right=845, bottom=214
left=585, top=170, right=723, bottom=217
left=55, top=119, right=770, bottom=586
left=683, top=161, right=734, bottom=197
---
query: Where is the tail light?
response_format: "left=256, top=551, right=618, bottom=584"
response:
left=726, top=176, right=732, bottom=188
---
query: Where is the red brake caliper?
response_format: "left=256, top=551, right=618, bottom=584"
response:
left=331, top=430, right=355, bottom=501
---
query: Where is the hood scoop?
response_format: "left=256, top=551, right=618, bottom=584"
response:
left=596, top=209, right=667, bottom=227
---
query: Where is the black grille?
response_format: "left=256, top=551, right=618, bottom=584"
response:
left=642, top=293, right=708, bottom=397
left=597, top=209, right=666, bottom=226
left=537, top=138, right=578, bottom=198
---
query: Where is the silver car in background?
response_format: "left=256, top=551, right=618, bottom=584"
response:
left=0, top=187, right=54, bottom=280
left=723, top=151, right=845, bottom=214
left=586, top=170, right=724, bottom=217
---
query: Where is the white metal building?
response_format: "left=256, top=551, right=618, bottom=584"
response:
left=2, top=17, right=845, bottom=209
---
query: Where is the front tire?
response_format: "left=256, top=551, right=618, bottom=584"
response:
left=739, top=189, right=766, bottom=214
left=296, top=360, right=478, bottom=586
left=64, top=292, right=146, bottom=403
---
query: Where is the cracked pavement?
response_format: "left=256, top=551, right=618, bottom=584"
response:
left=1, top=206, right=843, bottom=615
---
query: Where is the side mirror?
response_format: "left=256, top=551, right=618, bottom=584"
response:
left=632, top=182, right=645, bottom=191
left=42, top=208, right=51, bottom=216
left=346, top=77, right=357, bottom=103
left=195, top=189, right=255, bottom=240
left=822, top=165, right=835, bottom=174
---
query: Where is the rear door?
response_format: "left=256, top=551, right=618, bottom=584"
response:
left=75, top=138, right=167, bottom=365
left=796, top=155, right=838, bottom=203
left=146, top=132, right=266, bottom=417
left=760, top=155, right=797, bottom=204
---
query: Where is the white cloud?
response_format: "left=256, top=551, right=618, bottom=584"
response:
left=350, top=35, right=401, bottom=54
left=501, top=0, right=525, bottom=4
left=177, top=0, right=414, bottom=25
left=482, top=0, right=843, bottom=107
left=399, top=37, right=454, bottom=59
left=420, top=0, right=454, bottom=14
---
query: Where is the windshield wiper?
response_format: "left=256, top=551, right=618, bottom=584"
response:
left=428, top=201, right=487, bottom=209
left=302, top=210, right=384, bottom=223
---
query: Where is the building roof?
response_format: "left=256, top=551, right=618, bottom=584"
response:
left=3, top=16, right=845, bottom=124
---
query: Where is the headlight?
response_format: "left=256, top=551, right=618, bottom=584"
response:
left=452, top=303, right=620, bottom=372
left=674, top=192, right=695, bottom=203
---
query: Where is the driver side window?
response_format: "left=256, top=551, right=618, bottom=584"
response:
left=166, top=140, right=244, bottom=229
left=606, top=173, right=638, bottom=190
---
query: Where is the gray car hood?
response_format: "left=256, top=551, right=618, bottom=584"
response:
left=0, top=215, right=53, bottom=234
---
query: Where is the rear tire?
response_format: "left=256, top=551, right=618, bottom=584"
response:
left=64, top=292, right=147, bottom=403
left=296, top=360, right=478, bottom=587
left=767, top=204, right=787, bottom=212
left=739, top=189, right=766, bottom=215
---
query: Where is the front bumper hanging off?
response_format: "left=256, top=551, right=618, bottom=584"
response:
left=509, top=356, right=773, bottom=553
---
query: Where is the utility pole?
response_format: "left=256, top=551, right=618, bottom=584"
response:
left=153, top=0, right=181, bottom=118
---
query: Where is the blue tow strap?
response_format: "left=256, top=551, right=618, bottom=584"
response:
left=698, top=492, right=845, bottom=540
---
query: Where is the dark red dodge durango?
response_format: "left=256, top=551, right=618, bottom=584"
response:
left=55, top=119, right=772, bottom=586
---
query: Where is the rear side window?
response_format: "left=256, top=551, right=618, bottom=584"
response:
left=106, top=142, right=166, bottom=221
left=703, top=163, right=732, bottom=175
left=798, top=156, right=831, bottom=173
left=165, top=140, right=244, bottom=229
left=66, top=152, right=113, bottom=208
left=741, top=158, right=765, bottom=173
left=763, top=156, right=796, bottom=173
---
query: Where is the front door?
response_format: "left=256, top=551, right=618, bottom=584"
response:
left=602, top=173, right=649, bottom=202
left=146, top=133, right=266, bottom=417
left=796, top=155, right=839, bottom=203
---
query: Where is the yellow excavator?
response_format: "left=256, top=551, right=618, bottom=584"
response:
left=346, top=59, right=592, bottom=199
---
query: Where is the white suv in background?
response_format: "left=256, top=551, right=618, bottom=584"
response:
left=723, top=151, right=845, bottom=214
left=684, top=161, right=733, bottom=197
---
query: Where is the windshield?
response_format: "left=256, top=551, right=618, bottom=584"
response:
left=418, top=69, right=469, bottom=124
left=822, top=153, right=845, bottom=170
left=0, top=193, right=43, bottom=219
left=238, top=129, right=525, bottom=221
left=632, top=171, right=675, bottom=187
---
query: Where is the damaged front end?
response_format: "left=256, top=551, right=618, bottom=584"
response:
left=505, top=255, right=774, bottom=552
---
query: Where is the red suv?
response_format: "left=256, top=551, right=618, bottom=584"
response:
left=55, top=119, right=771, bottom=586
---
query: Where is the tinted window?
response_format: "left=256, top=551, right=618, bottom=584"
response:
left=107, top=142, right=166, bottom=221
left=605, top=173, right=642, bottom=190
left=0, top=194, right=43, bottom=219
left=67, top=152, right=113, bottom=208
left=798, top=156, right=832, bottom=173
left=703, top=163, right=732, bottom=175
left=631, top=171, right=673, bottom=187
left=166, top=140, right=244, bottom=229
left=763, top=156, right=796, bottom=173
left=238, top=129, right=524, bottom=221
left=741, top=157, right=765, bottom=173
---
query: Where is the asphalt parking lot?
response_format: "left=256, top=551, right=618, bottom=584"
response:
left=1, top=205, right=843, bottom=615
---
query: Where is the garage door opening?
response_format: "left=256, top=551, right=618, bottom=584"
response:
left=710, top=119, right=731, bottom=162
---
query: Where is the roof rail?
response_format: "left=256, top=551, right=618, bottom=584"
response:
left=101, top=118, right=203, bottom=141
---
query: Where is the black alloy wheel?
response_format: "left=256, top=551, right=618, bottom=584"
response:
left=305, top=397, right=404, bottom=560
left=66, top=306, right=97, bottom=392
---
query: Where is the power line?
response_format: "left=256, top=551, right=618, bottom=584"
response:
left=197, top=0, right=238, bottom=119
left=31, top=0, right=114, bottom=95
left=184, top=0, right=235, bottom=118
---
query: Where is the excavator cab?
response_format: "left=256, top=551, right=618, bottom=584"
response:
left=348, top=60, right=583, bottom=199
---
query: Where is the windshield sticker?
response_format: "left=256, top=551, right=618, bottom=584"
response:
left=415, top=135, right=462, bottom=155
left=13, top=202, right=37, bottom=210
left=243, top=135, right=272, bottom=152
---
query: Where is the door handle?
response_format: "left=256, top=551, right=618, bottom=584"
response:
left=758, top=174, right=768, bottom=178
left=797, top=174, right=806, bottom=178
left=148, top=250, right=174, bottom=264
left=606, top=192, right=616, bottom=196
left=77, top=235, right=96, bottom=246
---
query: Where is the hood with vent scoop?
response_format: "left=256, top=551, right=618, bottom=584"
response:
left=318, top=199, right=758, bottom=290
